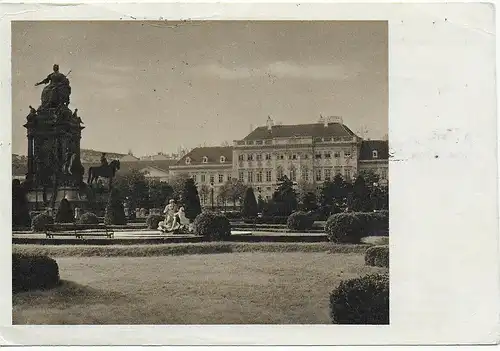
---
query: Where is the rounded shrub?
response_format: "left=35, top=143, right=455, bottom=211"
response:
left=12, top=253, right=60, bottom=293
left=193, top=211, right=231, bottom=241
left=146, top=214, right=164, bottom=230
left=365, top=245, right=389, bottom=268
left=329, top=273, right=389, bottom=324
left=55, top=199, right=74, bottom=223
left=31, top=212, right=54, bottom=232
left=78, top=212, right=99, bottom=225
left=287, top=211, right=315, bottom=231
left=325, top=213, right=363, bottom=243
left=373, top=210, right=389, bottom=234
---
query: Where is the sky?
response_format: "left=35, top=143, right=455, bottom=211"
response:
left=11, top=21, right=387, bottom=157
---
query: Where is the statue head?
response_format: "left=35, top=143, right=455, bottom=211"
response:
left=53, top=64, right=59, bottom=72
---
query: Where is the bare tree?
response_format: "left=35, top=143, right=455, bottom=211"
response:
left=199, top=184, right=210, bottom=206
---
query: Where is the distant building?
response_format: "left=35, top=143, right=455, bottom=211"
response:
left=170, top=146, right=233, bottom=207
left=357, top=140, right=389, bottom=186
left=140, top=152, right=179, bottom=161
left=232, top=116, right=364, bottom=200
left=120, top=153, right=140, bottom=162
left=80, top=154, right=177, bottom=183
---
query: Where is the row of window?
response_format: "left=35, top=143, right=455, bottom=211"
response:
left=237, top=150, right=353, bottom=162
left=236, top=136, right=354, bottom=146
left=237, top=167, right=359, bottom=183
left=191, top=173, right=231, bottom=184
left=184, top=150, right=379, bottom=166
left=185, top=156, right=227, bottom=165
left=189, top=167, right=387, bottom=185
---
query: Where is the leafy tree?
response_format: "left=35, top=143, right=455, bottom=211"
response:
left=320, top=173, right=349, bottom=211
left=170, top=173, right=190, bottom=201
left=104, top=187, right=127, bottom=225
left=148, top=180, right=174, bottom=208
left=257, top=194, right=266, bottom=213
left=351, top=174, right=371, bottom=212
left=217, top=184, right=230, bottom=210
left=113, top=169, right=149, bottom=209
left=224, top=178, right=247, bottom=208
left=370, top=185, right=389, bottom=210
left=242, top=187, right=258, bottom=218
left=301, top=192, right=318, bottom=212
left=358, top=169, right=380, bottom=188
left=272, top=175, right=298, bottom=216
left=296, top=179, right=317, bottom=203
left=180, top=177, right=202, bottom=220
left=12, top=180, right=30, bottom=227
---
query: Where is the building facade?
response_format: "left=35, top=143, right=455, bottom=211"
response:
left=232, top=116, right=366, bottom=200
left=169, top=146, right=233, bottom=206
left=357, top=140, right=389, bottom=186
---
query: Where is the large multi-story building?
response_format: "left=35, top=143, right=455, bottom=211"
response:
left=160, top=117, right=389, bottom=205
left=169, top=146, right=233, bottom=206
left=232, top=116, right=367, bottom=200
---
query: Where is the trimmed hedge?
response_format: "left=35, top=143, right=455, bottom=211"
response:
left=287, top=211, right=315, bottom=231
left=146, top=214, right=164, bottom=230
left=325, top=213, right=363, bottom=244
left=31, top=213, right=54, bottom=232
left=12, top=253, right=60, bottom=293
left=357, top=211, right=389, bottom=236
left=329, top=273, right=389, bottom=324
left=221, top=211, right=242, bottom=220
left=365, top=245, right=389, bottom=268
left=193, top=211, right=231, bottom=241
left=78, top=212, right=99, bottom=225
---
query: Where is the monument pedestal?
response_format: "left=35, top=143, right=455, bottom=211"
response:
left=26, top=186, right=88, bottom=212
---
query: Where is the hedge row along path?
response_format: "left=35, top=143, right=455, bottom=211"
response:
left=13, top=242, right=372, bottom=257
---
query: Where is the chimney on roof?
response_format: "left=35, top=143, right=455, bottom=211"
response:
left=319, top=114, right=328, bottom=127
left=266, top=115, right=273, bottom=131
left=330, top=116, right=343, bottom=124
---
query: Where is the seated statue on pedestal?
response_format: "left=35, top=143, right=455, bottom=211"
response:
left=35, top=64, right=72, bottom=110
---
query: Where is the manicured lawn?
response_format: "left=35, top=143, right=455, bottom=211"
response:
left=13, top=252, right=387, bottom=324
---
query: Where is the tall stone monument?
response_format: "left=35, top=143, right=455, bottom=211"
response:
left=23, top=64, right=87, bottom=211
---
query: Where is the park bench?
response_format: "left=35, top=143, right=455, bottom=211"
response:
left=45, top=223, right=114, bottom=239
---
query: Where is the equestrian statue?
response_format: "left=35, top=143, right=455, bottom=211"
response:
left=87, top=153, right=121, bottom=189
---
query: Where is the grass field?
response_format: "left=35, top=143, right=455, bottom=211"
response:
left=13, top=252, right=387, bottom=324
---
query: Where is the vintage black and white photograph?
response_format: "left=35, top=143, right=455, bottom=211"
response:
left=10, top=19, right=389, bottom=325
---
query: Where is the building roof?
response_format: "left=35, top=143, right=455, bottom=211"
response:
left=11, top=155, right=177, bottom=177
left=359, top=140, right=389, bottom=160
left=175, top=146, right=233, bottom=166
left=120, top=154, right=140, bottom=162
left=128, top=159, right=177, bottom=171
left=82, top=159, right=177, bottom=176
left=243, top=122, right=358, bottom=141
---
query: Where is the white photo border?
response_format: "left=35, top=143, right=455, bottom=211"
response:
left=0, top=1, right=498, bottom=346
